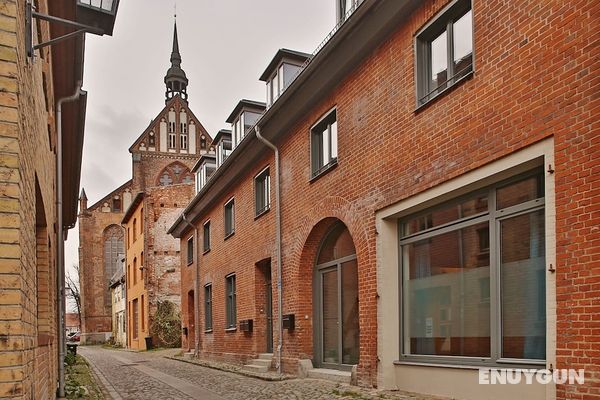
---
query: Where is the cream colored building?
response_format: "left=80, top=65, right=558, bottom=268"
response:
left=109, top=259, right=127, bottom=347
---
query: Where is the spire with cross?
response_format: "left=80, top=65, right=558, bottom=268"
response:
left=164, top=11, right=188, bottom=104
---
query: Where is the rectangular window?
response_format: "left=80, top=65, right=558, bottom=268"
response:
left=187, top=236, right=194, bottom=265
left=203, top=221, right=211, bottom=252
left=204, top=284, right=213, bottom=331
left=169, top=132, right=177, bottom=148
left=416, top=0, right=473, bottom=106
left=311, top=109, right=338, bottom=178
left=266, top=80, right=272, bottom=107
left=181, top=134, right=188, bottom=150
left=141, top=294, right=145, bottom=332
left=224, top=198, right=235, bottom=238
left=255, top=168, right=270, bottom=217
left=133, top=257, right=137, bottom=285
left=400, top=170, right=546, bottom=365
left=132, top=299, right=139, bottom=339
left=217, top=140, right=232, bottom=167
left=225, top=274, right=237, bottom=329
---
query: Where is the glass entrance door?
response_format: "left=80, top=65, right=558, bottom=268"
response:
left=318, top=257, right=359, bottom=369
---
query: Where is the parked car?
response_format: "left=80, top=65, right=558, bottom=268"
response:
left=67, top=332, right=80, bottom=342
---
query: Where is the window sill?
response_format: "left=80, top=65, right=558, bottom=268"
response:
left=204, top=329, right=213, bottom=334
left=225, top=327, right=237, bottom=333
left=186, top=261, right=193, bottom=266
left=224, top=231, right=235, bottom=241
left=310, top=160, right=338, bottom=183
left=394, top=357, right=546, bottom=370
left=415, top=70, right=474, bottom=113
left=203, top=248, right=211, bottom=255
left=254, top=206, right=270, bottom=220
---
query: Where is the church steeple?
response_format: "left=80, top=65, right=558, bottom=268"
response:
left=164, top=19, right=189, bottom=104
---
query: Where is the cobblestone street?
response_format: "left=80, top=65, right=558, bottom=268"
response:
left=79, top=347, right=437, bottom=400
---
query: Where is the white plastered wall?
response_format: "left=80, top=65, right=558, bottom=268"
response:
left=375, top=137, right=556, bottom=400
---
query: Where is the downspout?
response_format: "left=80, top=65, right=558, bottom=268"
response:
left=56, top=81, right=84, bottom=398
left=181, top=212, right=200, bottom=357
left=255, top=126, right=283, bottom=375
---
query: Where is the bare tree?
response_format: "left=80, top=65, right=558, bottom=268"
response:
left=66, top=264, right=82, bottom=331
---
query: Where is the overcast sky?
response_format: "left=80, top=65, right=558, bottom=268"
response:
left=65, top=0, right=336, bottom=288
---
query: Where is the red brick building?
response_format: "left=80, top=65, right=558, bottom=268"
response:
left=170, top=0, right=597, bottom=399
left=79, top=22, right=212, bottom=345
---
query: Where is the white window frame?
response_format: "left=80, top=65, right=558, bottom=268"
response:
left=254, top=167, right=270, bottom=217
left=224, top=197, right=235, bottom=238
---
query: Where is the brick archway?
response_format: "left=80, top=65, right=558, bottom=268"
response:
left=287, top=195, right=375, bottom=384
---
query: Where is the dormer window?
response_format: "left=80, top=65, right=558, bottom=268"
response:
left=217, top=139, right=232, bottom=167
left=199, top=163, right=216, bottom=191
left=231, top=111, right=261, bottom=148
left=338, top=0, right=362, bottom=22
left=261, top=50, right=310, bottom=108
left=194, top=155, right=216, bottom=193
left=267, top=64, right=300, bottom=107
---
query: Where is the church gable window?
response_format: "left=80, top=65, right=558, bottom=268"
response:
left=103, top=225, right=124, bottom=308
left=149, top=132, right=155, bottom=146
left=112, top=196, right=121, bottom=212
left=181, top=134, right=188, bottom=150
left=156, top=162, right=194, bottom=187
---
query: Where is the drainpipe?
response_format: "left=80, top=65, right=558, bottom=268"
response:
left=181, top=212, right=200, bottom=357
left=56, top=81, right=84, bottom=398
left=255, top=127, right=283, bottom=375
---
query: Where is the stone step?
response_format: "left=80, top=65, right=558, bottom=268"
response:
left=307, top=368, right=351, bottom=384
left=257, top=353, right=273, bottom=360
left=249, top=358, right=272, bottom=368
left=243, top=364, right=269, bottom=373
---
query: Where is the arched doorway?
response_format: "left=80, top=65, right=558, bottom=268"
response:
left=313, top=222, right=359, bottom=370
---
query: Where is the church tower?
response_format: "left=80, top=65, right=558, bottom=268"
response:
left=79, top=17, right=212, bottom=345
left=164, top=21, right=189, bottom=103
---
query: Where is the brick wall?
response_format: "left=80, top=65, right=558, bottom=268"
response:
left=178, top=0, right=598, bottom=393
left=78, top=204, right=125, bottom=343
left=0, top=0, right=60, bottom=397
left=144, top=183, right=194, bottom=345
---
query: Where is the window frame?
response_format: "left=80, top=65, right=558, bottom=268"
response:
left=414, top=0, right=474, bottom=108
left=180, top=133, right=188, bottom=150
left=225, top=274, right=237, bottom=330
left=224, top=198, right=235, bottom=239
left=398, top=169, right=547, bottom=368
left=168, top=132, right=177, bottom=149
left=203, top=220, right=211, bottom=253
left=310, top=108, right=338, bottom=180
left=204, top=283, right=213, bottom=332
left=186, top=235, right=194, bottom=265
left=254, top=167, right=271, bottom=218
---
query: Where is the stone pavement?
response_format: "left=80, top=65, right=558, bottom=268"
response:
left=79, top=346, right=440, bottom=400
